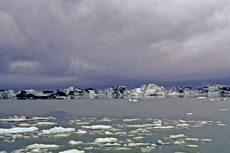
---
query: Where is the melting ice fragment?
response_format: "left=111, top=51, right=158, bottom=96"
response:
left=128, top=143, right=151, bottom=147
left=94, top=137, right=118, bottom=143
left=26, top=143, right=60, bottom=149
left=169, top=134, right=187, bottom=139
left=41, top=127, right=75, bottom=135
left=81, top=125, right=112, bottom=130
left=68, top=140, right=83, bottom=145
left=59, top=149, right=85, bottom=153
left=0, top=127, right=38, bottom=134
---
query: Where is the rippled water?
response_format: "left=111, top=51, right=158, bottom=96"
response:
left=0, top=98, right=230, bottom=152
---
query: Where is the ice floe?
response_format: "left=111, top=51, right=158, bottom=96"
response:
left=41, top=127, right=75, bottom=135
left=0, top=116, right=53, bottom=122
left=81, top=125, right=112, bottom=130
left=0, top=127, right=38, bottom=134
left=94, top=137, right=118, bottom=143
left=68, top=140, right=83, bottom=145
left=169, top=134, right=187, bottom=139
left=128, top=143, right=151, bottom=147
left=26, top=143, right=60, bottom=149
left=59, top=149, right=85, bottom=153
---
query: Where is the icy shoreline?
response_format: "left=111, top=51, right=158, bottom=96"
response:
left=1, top=83, right=230, bottom=100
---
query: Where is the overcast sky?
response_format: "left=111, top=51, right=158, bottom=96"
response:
left=0, top=0, right=230, bottom=90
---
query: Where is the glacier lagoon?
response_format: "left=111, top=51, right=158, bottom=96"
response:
left=0, top=98, right=230, bottom=153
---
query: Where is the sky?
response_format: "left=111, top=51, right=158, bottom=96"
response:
left=0, top=0, right=230, bottom=91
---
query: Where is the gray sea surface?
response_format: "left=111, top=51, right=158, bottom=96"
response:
left=0, top=98, right=230, bottom=152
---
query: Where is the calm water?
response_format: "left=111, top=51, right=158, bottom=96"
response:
left=0, top=98, right=230, bottom=152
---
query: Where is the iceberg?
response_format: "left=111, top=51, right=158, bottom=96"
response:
left=169, top=134, right=187, bottom=139
left=26, top=143, right=60, bottom=149
left=128, top=143, right=151, bottom=147
left=0, top=127, right=38, bottom=134
left=81, top=125, right=112, bottom=130
left=141, top=84, right=165, bottom=96
left=59, top=149, right=85, bottom=153
left=41, top=127, right=75, bottom=135
left=94, top=137, right=118, bottom=143
left=68, top=140, right=83, bottom=145
left=0, top=116, right=53, bottom=122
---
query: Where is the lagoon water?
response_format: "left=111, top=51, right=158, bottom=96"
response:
left=0, top=98, right=230, bottom=152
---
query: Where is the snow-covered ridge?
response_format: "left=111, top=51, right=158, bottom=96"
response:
left=1, top=83, right=230, bottom=99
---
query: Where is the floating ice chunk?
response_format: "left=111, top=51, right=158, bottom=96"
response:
left=12, top=134, right=23, bottom=139
left=176, top=124, right=189, bottom=128
left=141, top=146, right=156, bottom=152
left=76, top=129, right=87, bottom=134
left=153, top=126, right=174, bottom=129
left=26, top=143, right=60, bottom=149
left=53, top=134, right=70, bottom=137
left=105, top=131, right=113, bottom=135
left=185, top=138, right=199, bottom=141
left=97, top=117, right=114, bottom=122
left=179, top=120, right=186, bottom=123
left=59, top=149, right=85, bottom=153
left=220, top=109, right=228, bottom=111
left=156, top=140, right=170, bottom=145
left=218, top=97, right=227, bottom=101
left=186, top=113, right=193, bottom=115
left=201, top=139, right=212, bottom=142
left=0, top=151, right=7, bottom=153
left=216, top=123, right=227, bottom=126
left=68, top=140, right=83, bottom=145
left=128, top=143, right=150, bottom=147
left=104, top=142, right=121, bottom=147
left=197, top=97, right=207, bottom=99
left=169, top=134, right=187, bottom=139
left=186, top=145, right=198, bottom=148
left=0, top=127, right=38, bottom=134
left=133, top=136, right=144, bottom=140
left=114, top=147, right=131, bottom=151
left=37, top=122, right=57, bottom=125
left=41, top=127, right=75, bottom=135
left=173, top=140, right=185, bottom=145
left=94, top=137, right=118, bottom=143
left=0, top=116, right=53, bottom=122
left=81, top=125, right=112, bottom=130
left=75, top=122, right=90, bottom=125
left=126, top=125, right=145, bottom=128
left=18, top=123, right=32, bottom=127
left=123, top=118, right=140, bottom=122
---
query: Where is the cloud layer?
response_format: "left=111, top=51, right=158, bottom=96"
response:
left=0, top=0, right=230, bottom=90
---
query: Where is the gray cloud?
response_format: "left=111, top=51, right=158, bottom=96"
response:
left=0, top=0, right=230, bottom=90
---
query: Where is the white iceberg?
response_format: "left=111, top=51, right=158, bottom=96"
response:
left=141, top=84, right=165, bottom=96
left=201, top=139, right=212, bottom=142
left=176, top=124, right=189, bottom=128
left=81, top=125, right=112, bottom=130
left=76, top=129, right=87, bottom=134
left=37, top=122, right=57, bottom=125
left=186, top=145, right=198, bottom=148
left=94, top=137, right=118, bottom=143
left=104, top=143, right=121, bottom=147
left=128, top=143, right=151, bottom=147
left=0, top=127, right=38, bottom=134
left=59, top=149, right=85, bottom=153
left=169, top=134, right=187, bottom=139
left=41, top=127, right=75, bottom=135
left=153, top=126, right=174, bottom=129
left=68, top=140, right=83, bottom=145
left=185, top=138, right=199, bottom=141
left=26, top=143, right=60, bottom=149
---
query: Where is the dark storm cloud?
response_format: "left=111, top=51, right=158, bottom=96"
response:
left=0, top=0, right=230, bottom=90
